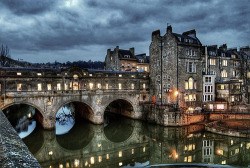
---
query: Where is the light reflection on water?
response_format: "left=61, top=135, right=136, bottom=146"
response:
left=3, top=104, right=250, bottom=167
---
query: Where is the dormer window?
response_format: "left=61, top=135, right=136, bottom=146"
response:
left=221, top=53, right=225, bottom=57
left=139, top=59, right=144, bottom=63
left=231, top=55, right=236, bottom=59
left=124, top=55, right=130, bottom=58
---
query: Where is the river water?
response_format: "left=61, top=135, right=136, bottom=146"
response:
left=3, top=104, right=250, bottom=168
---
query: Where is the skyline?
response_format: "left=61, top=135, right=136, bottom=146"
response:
left=0, top=0, right=249, bottom=63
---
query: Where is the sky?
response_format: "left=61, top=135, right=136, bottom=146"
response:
left=0, top=0, right=249, bottom=63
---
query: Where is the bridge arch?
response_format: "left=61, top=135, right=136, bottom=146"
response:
left=54, top=100, right=95, bottom=124
left=103, top=98, right=135, bottom=118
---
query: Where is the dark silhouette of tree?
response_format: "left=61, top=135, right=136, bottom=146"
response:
left=0, top=45, right=11, bottom=67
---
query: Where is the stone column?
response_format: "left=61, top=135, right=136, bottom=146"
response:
left=43, top=116, right=56, bottom=130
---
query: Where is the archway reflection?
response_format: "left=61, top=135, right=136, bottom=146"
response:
left=3, top=104, right=42, bottom=139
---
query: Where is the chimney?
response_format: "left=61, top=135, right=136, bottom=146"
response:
left=107, top=49, right=111, bottom=55
left=219, top=44, right=227, bottom=52
left=115, top=46, right=119, bottom=53
left=167, top=25, right=172, bottom=33
left=129, top=47, right=135, bottom=56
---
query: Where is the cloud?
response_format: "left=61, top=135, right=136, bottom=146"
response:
left=0, top=0, right=249, bottom=62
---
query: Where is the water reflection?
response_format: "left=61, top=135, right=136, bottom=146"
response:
left=3, top=104, right=250, bottom=167
left=56, top=103, right=75, bottom=135
left=3, top=104, right=37, bottom=139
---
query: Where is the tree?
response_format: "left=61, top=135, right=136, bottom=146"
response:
left=0, top=45, right=11, bottom=67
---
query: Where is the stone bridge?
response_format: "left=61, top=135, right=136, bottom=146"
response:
left=0, top=66, right=150, bottom=129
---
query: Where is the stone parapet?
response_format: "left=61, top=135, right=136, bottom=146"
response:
left=0, top=110, right=41, bottom=168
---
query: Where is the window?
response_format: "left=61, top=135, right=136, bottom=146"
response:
left=231, top=96, right=235, bottom=102
left=210, top=59, right=216, bottom=65
left=47, top=84, right=51, bottom=91
left=186, top=94, right=196, bottom=101
left=37, top=73, right=42, bottom=76
left=131, top=83, right=134, bottom=90
left=110, top=56, right=112, bottom=61
left=143, top=83, right=146, bottom=89
left=38, top=83, right=42, bottom=91
left=105, top=83, right=109, bottom=89
left=247, top=72, right=250, bottom=79
left=0, top=84, right=1, bottom=91
left=119, top=74, right=122, bottom=77
left=118, top=83, right=122, bottom=90
left=233, top=70, right=236, bottom=77
left=17, top=72, right=22, bottom=76
left=157, top=60, right=161, bottom=67
left=217, top=104, right=224, bottom=110
left=65, top=84, right=68, bottom=90
left=205, top=77, right=212, bottom=83
left=97, top=83, right=101, bottom=89
left=145, top=67, right=148, bottom=71
left=185, top=81, right=188, bottom=89
left=221, top=53, right=225, bottom=57
left=221, top=85, right=225, bottom=90
left=188, top=78, right=194, bottom=89
left=186, top=62, right=196, bottom=73
left=73, top=74, right=78, bottom=79
left=73, top=82, right=78, bottom=90
left=89, top=83, right=94, bottom=90
left=89, top=74, right=93, bottom=77
left=17, top=84, right=22, bottom=91
left=231, top=55, right=236, bottom=59
left=222, top=60, right=227, bottom=66
left=221, top=70, right=227, bottom=77
left=57, top=83, right=61, bottom=90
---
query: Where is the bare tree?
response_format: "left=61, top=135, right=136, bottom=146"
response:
left=0, top=45, right=11, bottom=67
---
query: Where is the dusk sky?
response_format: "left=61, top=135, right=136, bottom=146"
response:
left=0, top=0, right=249, bottom=63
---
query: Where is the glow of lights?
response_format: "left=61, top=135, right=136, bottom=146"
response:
left=98, top=143, right=101, bottom=147
left=89, top=83, right=94, bottom=90
left=175, top=154, right=179, bottom=159
left=48, top=151, right=53, bottom=156
left=98, top=156, right=102, bottom=162
left=152, top=138, right=156, bottom=141
left=119, top=151, right=122, bottom=157
left=217, top=149, right=223, bottom=155
left=132, top=149, right=134, bottom=154
left=59, top=164, right=63, bottom=168
left=66, top=162, right=69, bottom=168
left=85, top=161, right=88, bottom=166
left=74, top=159, right=79, bottom=167
left=241, top=143, right=243, bottom=147
left=17, top=72, right=22, bottom=76
left=119, top=162, right=123, bottom=166
left=90, top=157, right=95, bottom=164
left=106, top=154, right=109, bottom=159
left=187, top=134, right=193, bottom=138
left=49, top=166, right=52, bottom=168
left=143, top=146, right=146, bottom=152
left=28, top=113, right=31, bottom=118
left=48, top=101, right=52, bottom=105
left=175, top=91, right=179, bottom=96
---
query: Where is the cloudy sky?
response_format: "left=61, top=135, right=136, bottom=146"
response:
left=0, top=0, right=249, bottom=63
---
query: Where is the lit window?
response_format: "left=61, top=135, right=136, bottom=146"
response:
left=73, top=82, right=78, bottom=90
left=231, top=55, right=236, bottom=59
left=17, top=72, right=22, bottom=76
left=57, top=83, right=61, bottom=90
left=143, top=83, right=146, bottom=89
left=73, top=74, right=78, bottom=79
left=185, top=81, right=188, bottom=89
left=231, top=96, right=235, bottom=102
left=184, top=157, right=187, bottom=162
left=118, top=83, right=122, bottom=90
left=119, top=162, right=123, bottom=166
left=37, top=73, right=42, bottom=76
left=90, top=157, right=95, bottom=164
left=131, top=83, right=134, bottom=90
left=110, top=56, right=112, bottom=61
left=59, top=164, right=63, bottom=168
left=64, top=84, right=68, bottom=90
left=38, top=83, right=42, bottom=91
left=47, top=84, right=51, bottom=91
left=188, top=78, right=194, bottom=89
left=188, top=156, right=192, bottom=162
left=89, top=83, right=94, bottom=90
left=98, top=156, right=102, bottom=162
left=74, top=159, right=79, bottom=167
left=143, top=146, right=146, bottom=152
left=97, top=83, right=101, bottom=89
left=247, top=72, right=250, bottom=79
left=217, top=104, right=224, bottom=110
left=210, top=59, right=216, bottom=65
left=17, top=83, right=22, bottom=91
left=145, top=67, right=148, bottom=71
left=222, top=60, right=227, bottom=66
left=233, top=70, right=236, bottom=77
left=221, top=70, right=227, bottom=77
left=84, top=72, right=87, bottom=76
left=106, top=154, right=109, bottom=159
left=105, top=83, right=109, bottom=89
left=89, top=74, right=92, bottom=77
left=0, top=84, right=1, bottom=91
left=221, top=85, right=224, bottom=90
left=119, top=151, right=122, bottom=157
left=222, top=160, right=226, bottom=165
left=119, top=74, right=122, bottom=77
left=131, top=149, right=134, bottom=154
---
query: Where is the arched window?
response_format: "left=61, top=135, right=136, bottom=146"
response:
left=188, top=78, right=194, bottom=89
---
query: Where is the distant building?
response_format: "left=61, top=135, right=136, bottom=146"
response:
left=104, top=46, right=149, bottom=72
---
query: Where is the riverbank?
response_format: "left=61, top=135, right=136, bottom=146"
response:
left=205, top=120, right=250, bottom=138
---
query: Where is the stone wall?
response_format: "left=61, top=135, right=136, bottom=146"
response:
left=0, top=110, right=41, bottom=168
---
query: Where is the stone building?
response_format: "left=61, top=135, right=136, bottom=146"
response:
left=202, top=45, right=250, bottom=110
left=149, top=25, right=203, bottom=112
left=104, top=46, right=149, bottom=72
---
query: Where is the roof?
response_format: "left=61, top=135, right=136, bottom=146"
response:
left=0, top=67, right=61, bottom=72
left=135, top=55, right=150, bottom=63
left=118, top=49, right=136, bottom=59
left=173, top=33, right=201, bottom=45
